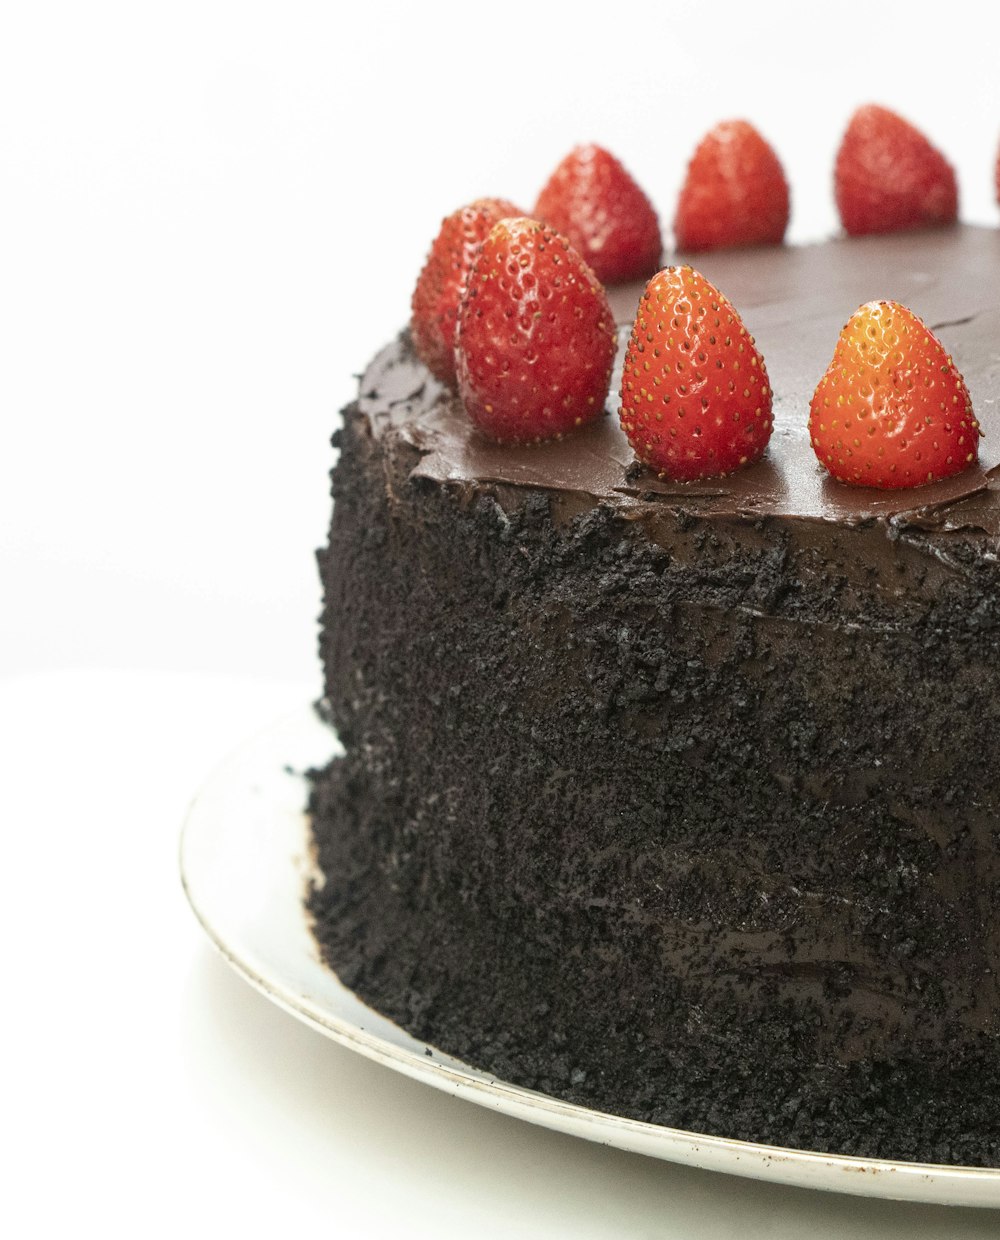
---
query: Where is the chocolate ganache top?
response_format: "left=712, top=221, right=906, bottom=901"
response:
left=359, top=224, right=1000, bottom=537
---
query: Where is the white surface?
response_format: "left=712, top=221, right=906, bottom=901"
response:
left=5, top=1, right=1000, bottom=1233
left=181, top=703, right=1000, bottom=1207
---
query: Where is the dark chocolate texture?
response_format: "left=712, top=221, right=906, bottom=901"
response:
left=309, top=225, right=1000, bottom=1165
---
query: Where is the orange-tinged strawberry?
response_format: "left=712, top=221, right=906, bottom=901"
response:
left=809, top=301, right=980, bottom=489
left=619, top=266, right=773, bottom=480
left=674, top=120, right=789, bottom=253
left=455, top=217, right=617, bottom=443
left=534, top=144, right=662, bottom=283
left=835, top=106, right=957, bottom=237
left=410, top=197, right=521, bottom=387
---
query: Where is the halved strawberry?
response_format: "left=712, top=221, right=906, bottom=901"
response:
left=809, top=301, right=979, bottom=488
left=673, top=120, right=789, bottom=253
left=835, top=106, right=957, bottom=237
left=410, top=197, right=521, bottom=387
left=455, top=217, right=617, bottom=443
left=619, top=266, right=773, bottom=480
left=533, top=144, right=662, bottom=283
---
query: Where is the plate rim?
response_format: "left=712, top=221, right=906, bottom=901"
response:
left=179, top=704, right=1000, bottom=1208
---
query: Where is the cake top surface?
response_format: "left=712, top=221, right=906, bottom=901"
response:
left=361, top=225, right=1000, bottom=534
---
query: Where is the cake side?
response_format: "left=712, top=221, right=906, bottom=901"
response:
left=309, top=382, right=1000, bottom=1163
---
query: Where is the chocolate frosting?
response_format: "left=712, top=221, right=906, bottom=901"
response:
left=360, top=225, right=1000, bottom=535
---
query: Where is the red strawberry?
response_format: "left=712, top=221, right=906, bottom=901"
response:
left=809, top=301, right=979, bottom=489
left=835, top=105, right=957, bottom=237
left=533, top=144, right=662, bottom=283
left=619, top=266, right=773, bottom=480
left=455, top=217, right=617, bottom=443
left=410, top=197, right=521, bottom=387
left=673, top=120, right=789, bottom=253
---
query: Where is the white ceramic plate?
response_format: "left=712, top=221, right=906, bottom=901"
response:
left=180, top=706, right=1000, bottom=1208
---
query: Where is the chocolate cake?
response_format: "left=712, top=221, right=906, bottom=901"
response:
left=308, top=224, right=1000, bottom=1166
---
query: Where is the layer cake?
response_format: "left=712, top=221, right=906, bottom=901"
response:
left=309, top=224, right=1000, bottom=1164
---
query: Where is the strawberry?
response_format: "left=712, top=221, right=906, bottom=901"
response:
left=835, top=105, right=957, bottom=237
left=533, top=144, right=662, bottom=283
left=673, top=120, right=789, bottom=253
left=455, top=217, right=617, bottom=443
left=619, top=266, right=773, bottom=480
left=809, top=301, right=979, bottom=489
left=410, top=197, right=521, bottom=387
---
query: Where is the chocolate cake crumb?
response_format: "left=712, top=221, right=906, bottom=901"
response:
left=309, top=229, right=1000, bottom=1166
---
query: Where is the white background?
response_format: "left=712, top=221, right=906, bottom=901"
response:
left=5, top=1, right=1000, bottom=1235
